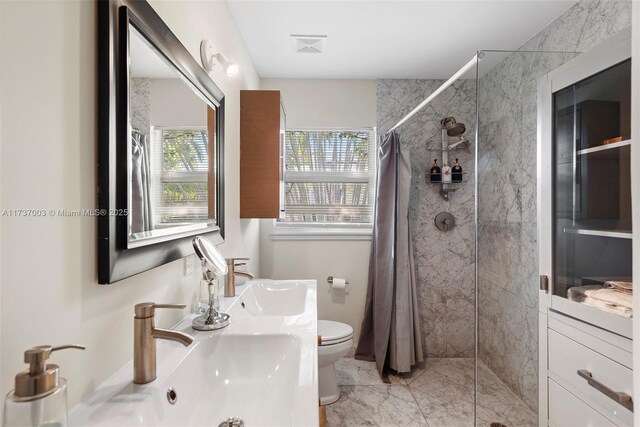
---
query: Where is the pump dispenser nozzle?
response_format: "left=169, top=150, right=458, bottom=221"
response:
left=14, top=344, right=85, bottom=398
left=3, top=344, right=85, bottom=427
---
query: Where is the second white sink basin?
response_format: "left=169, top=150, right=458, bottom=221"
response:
left=239, top=281, right=309, bottom=316
left=162, top=334, right=302, bottom=426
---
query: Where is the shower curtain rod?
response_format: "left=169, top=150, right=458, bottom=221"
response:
left=387, top=54, right=479, bottom=133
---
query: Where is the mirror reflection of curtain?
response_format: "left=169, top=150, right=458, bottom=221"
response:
left=207, top=106, right=216, bottom=220
left=131, top=130, right=153, bottom=233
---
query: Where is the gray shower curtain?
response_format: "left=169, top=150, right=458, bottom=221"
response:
left=131, top=130, right=153, bottom=234
left=356, top=130, right=423, bottom=376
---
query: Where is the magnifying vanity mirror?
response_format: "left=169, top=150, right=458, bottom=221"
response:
left=191, top=236, right=230, bottom=331
left=192, top=236, right=228, bottom=280
left=98, top=0, right=225, bottom=284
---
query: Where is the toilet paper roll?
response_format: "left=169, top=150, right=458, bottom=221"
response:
left=331, top=277, right=347, bottom=290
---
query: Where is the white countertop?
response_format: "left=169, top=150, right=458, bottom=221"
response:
left=69, top=279, right=318, bottom=427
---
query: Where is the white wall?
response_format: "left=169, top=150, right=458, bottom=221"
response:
left=0, top=0, right=3, bottom=404
left=150, top=78, right=208, bottom=127
left=259, top=78, right=376, bottom=341
left=0, top=0, right=260, bottom=412
left=262, top=79, right=377, bottom=128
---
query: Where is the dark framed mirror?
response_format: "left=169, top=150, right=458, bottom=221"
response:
left=98, top=0, right=225, bottom=284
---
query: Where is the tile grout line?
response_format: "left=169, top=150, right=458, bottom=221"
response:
left=405, top=381, right=433, bottom=427
left=332, top=383, right=430, bottom=427
left=477, top=359, right=536, bottom=416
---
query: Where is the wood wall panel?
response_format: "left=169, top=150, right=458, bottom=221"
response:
left=240, top=90, right=282, bottom=218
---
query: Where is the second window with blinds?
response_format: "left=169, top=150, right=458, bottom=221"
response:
left=276, top=128, right=376, bottom=236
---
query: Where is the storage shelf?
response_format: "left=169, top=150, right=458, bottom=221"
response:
left=576, top=139, right=631, bottom=155
left=427, top=180, right=466, bottom=185
left=425, top=140, right=471, bottom=151
left=426, top=147, right=469, bottom=152
left=562, top=228, right=632, bottom=239
left=427, top=179, right=465, bottom=201
left=550, top=296, right=632, bottom=340
left=428, top=171, right=468, bottom=184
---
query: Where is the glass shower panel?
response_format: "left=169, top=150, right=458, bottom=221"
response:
left=475, top=50, right=579, bottom=427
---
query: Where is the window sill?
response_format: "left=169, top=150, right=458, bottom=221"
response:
left=269, top=224, right=373, bottom=241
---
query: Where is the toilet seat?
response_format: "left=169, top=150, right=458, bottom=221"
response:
left=318, top=320, right=353, bottom=345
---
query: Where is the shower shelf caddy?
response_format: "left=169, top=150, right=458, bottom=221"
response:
left=427, top=129, right=470, bottom=201
left=428, top=174, right=468, bottom=201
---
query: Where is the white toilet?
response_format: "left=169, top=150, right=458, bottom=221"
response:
left=317, top=320, right=354, bottom=405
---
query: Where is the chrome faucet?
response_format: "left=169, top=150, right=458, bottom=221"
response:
left=133, top=302, right=194, bottom=384
left=225, top=258, right=255, bottom=297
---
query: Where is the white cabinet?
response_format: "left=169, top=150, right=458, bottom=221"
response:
left=549, top=379, right=618, bottom=427
left=538, top=28, right=633, bottom=427
left=548, top=314, right=632, bottom=426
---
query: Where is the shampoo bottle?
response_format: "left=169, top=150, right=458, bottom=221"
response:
left=442, top=161, right=452, bottom=183
left=430, top=159, right=441, bottom=183
left=452, top=158, right=463, bottom=182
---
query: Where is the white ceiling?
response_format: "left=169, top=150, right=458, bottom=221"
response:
left=227, top=0, right=578, bottom=79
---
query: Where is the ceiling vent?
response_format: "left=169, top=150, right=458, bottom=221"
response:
left=291, top=35, right=327, bottom=54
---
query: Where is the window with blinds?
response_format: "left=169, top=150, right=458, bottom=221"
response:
left=282, top=129, right=376, bottom=224
left=152, top=127, right=209, bottom=224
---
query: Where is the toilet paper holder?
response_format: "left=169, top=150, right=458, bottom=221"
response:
left=327, top=276, right=349, bottom=285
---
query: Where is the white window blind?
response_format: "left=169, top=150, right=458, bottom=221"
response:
left=282, top=128, right=376, bottom=224
left=152, top=127, right=209, bottom=224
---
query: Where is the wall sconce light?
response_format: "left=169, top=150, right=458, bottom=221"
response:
left=200, top=40, right=239, bottom=76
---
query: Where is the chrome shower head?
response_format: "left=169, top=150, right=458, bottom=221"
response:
left=440, top=116, right=466, bottom=137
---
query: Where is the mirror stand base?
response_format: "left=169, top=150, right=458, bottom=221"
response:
left=192, top=311, right=230, bottom=331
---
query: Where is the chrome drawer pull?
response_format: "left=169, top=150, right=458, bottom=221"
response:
left=577, top=369, right=633, bottom=412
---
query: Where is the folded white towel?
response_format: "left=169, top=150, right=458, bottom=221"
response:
left=604, top=281, right=633, bottom=293
left=573, top=296, right=633, bottom=318
left=568, top=285, right=633, bottom=310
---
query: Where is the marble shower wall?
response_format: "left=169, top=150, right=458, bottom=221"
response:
left=477, top=0, right=631, bottom=411
left=378, top=79, right=476, bottom=357
left=131, top=78, right=151, bottom=134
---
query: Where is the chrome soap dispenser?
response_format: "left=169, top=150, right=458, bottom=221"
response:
left=3, top=344, right=85, bottom=427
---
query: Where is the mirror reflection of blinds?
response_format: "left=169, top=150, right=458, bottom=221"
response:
left=284, top=129, right=375, bottom=224
left=160, top=128, right=209, bottom=172
left=152, top=127, right=209, bottom=224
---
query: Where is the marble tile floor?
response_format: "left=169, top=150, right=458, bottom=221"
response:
left=326, top=350, right=536, bottom=427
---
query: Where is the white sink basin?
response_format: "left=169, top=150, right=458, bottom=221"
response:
left=70, top=280, right=318, bottom=427
left=169, top=334, right=301, bottom=426
left=239, top=281, right=309, bottom=316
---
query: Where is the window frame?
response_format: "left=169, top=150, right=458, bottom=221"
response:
left=151, top=125, right=210, bottom=227
left=271, top=126, right=377, bottom=240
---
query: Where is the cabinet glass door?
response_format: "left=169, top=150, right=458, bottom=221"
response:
left=552, top=59, right=632, bottom=319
